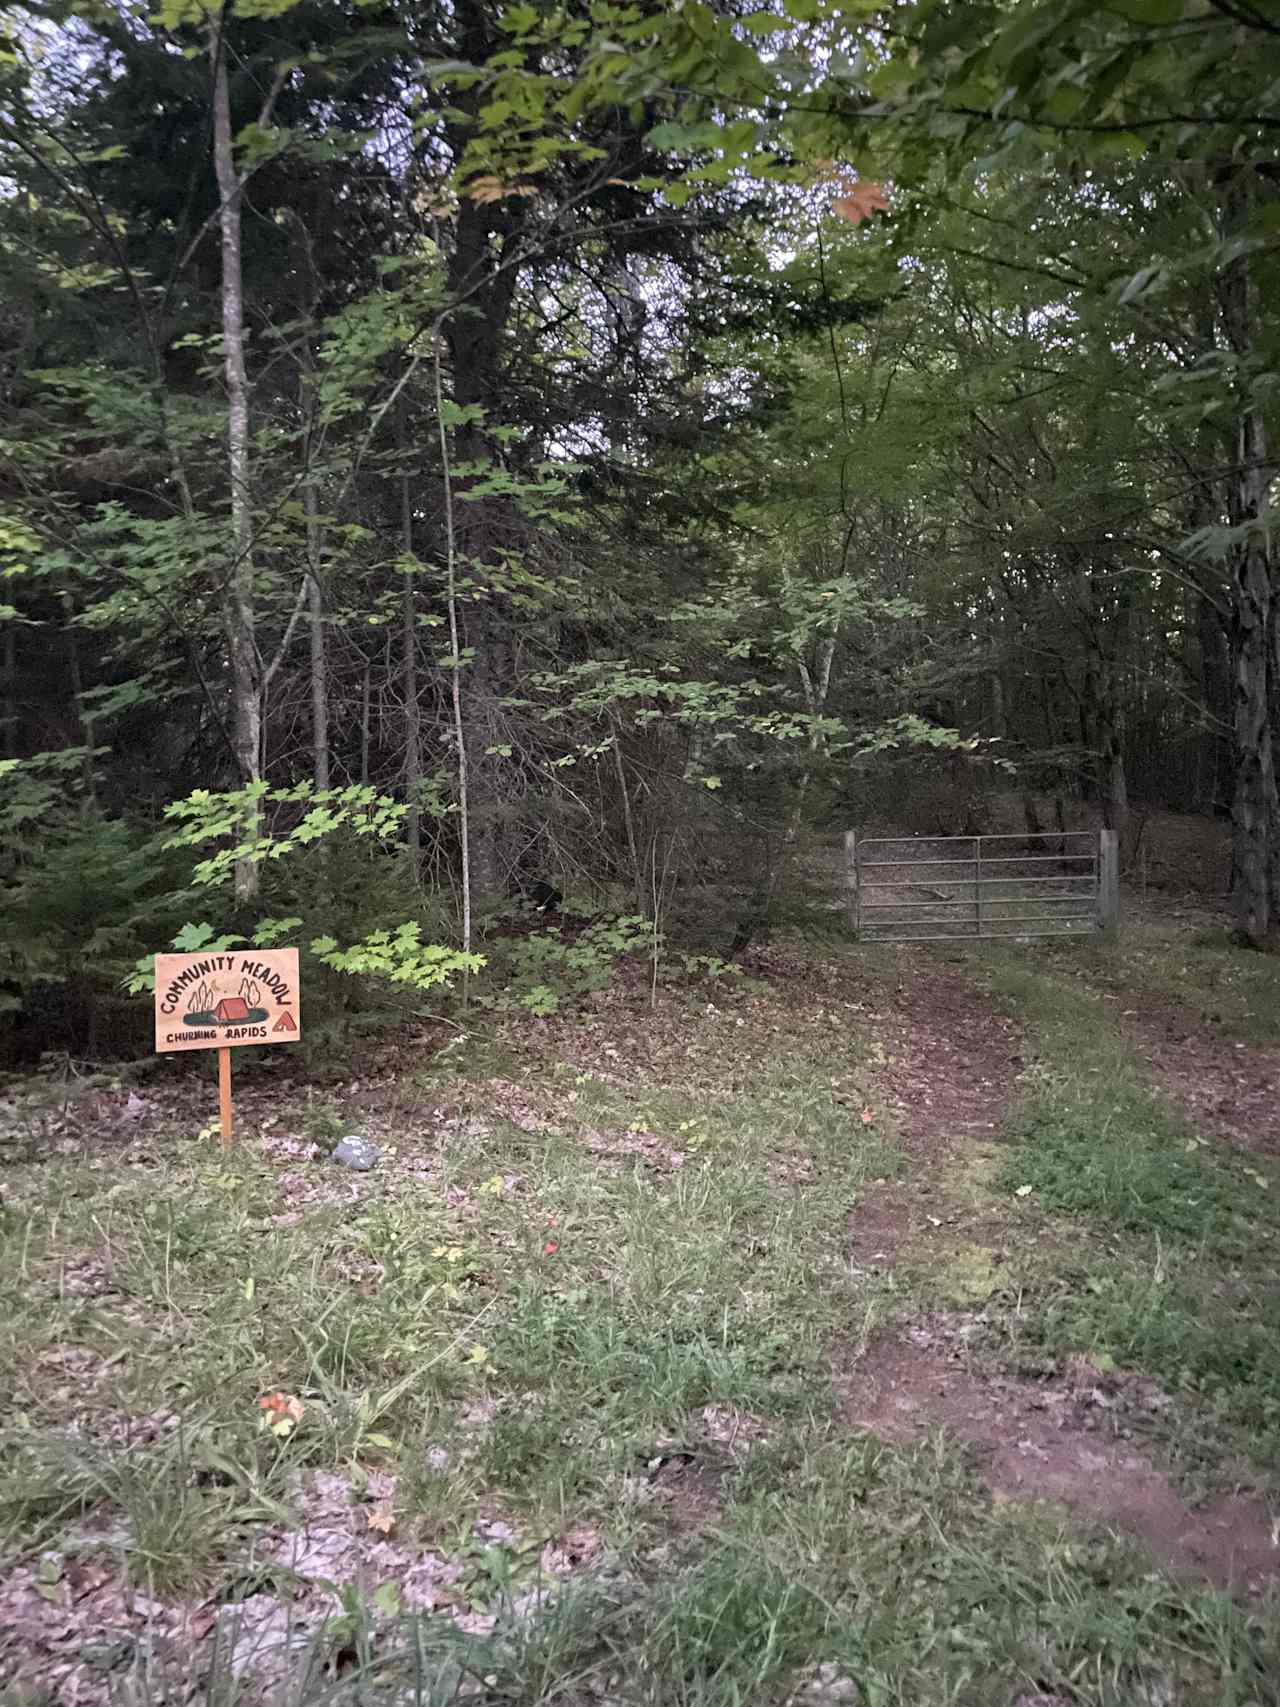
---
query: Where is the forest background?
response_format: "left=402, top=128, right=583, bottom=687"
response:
left=2, top=0, right=1277, bottom=1061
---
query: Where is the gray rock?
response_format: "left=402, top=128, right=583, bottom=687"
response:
left=332, top=1135, right=380, bottom=1171
left=789, top=1664, right=858, bottom=1704
left=80, top=1636, right=134, bottom=1672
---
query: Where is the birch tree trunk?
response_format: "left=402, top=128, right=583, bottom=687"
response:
left=210, top=18, right=261, bottom=902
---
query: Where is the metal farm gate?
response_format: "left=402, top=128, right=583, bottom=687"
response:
left=845, top=830, right=1119, bottom=944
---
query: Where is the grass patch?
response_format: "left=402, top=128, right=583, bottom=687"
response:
left=3, top=964, right=1280, bottom=1703
left=982, top=957, right=1280, bottom=1466
left=0, top=1004, right=890, bottom=1591
left=133, top=1427, right=1280, bottom=1704
left=1040, top=921, right=1280, bottom=1043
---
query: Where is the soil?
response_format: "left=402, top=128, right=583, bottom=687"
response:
left=1118, top=999, right=1280, bottom=1157
left=843, top=952, right=1280, bottom=1592
left=843, top=1326, right=1279, bottom=1594
left=849, top=963, right=1023, bottom=1267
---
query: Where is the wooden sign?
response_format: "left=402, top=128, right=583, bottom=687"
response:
left=155, top=948, right=301, bottom=1146
left=155, top=949, right=301, bottom=1053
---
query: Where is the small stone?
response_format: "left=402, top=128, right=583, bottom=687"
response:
left=332, top=1136, right=380, bottom=1171
left=789, top=1662, right=859, bottom=1704
left=80, top=1636, right=134, bottom=1671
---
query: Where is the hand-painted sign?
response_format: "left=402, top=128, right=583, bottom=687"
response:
left=154, top=949, right=301, bottom=1054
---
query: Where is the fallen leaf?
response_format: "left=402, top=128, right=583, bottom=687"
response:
left=860, top=1107, right=874, bottom=1125
left=258, top=1392, right=305, bottom=1436
left=367, top=1501, right=395, bottom=1535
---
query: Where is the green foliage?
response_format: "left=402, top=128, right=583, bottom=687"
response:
left=3, top=0, right=1276, bottom=1069
left=0, top=753, right=183, bottom=1051
left=480, top=915, right=652, bottom=1014
left=310, top=922, right=483, bottom=991
left=124, top=918, right=295, bottom=994
left=2, top=816, right=163, bottom=1013
left=164, top=784, right=408, bottom=888
left=123, top=840, right=473, bottom=1047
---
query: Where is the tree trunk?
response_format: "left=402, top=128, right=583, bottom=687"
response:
left=304, top=479, right=329, bottom=791
left=434, top=328, right=472, bottom=952
left=360, top=652, right=372, bottom=786
left=2, top=619, right=15, bottom=759
left=211, top=21, right=261, bottom=902
left=1228, top=405, right=1275, bottom=945
left=292, top=219, right=329, bottom=795
left=1078, top=562, right=1129, bottom=840
left=62, top=596, right=96, bottom=812
left=399, top=411, right=421, bottom=877
left=1219, top=169, right=1277, bottom=945
left=1099, top=707, right=1129, bottom=839
left=438, top=0, right=527, bottom=903
left=1195, top=581, right=1232, bottom=816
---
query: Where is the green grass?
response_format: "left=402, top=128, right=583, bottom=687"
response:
left=2, top=967, right=1280, bottom=1703
left=979, top=956, right=1280, bottom=1468
left=186, top=1431, right=1280, bottom=1705
left=1039, top=921, right=1280, bottom=1043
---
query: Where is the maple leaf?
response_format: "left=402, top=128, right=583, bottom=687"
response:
left=831, top=179, right=889, bottom=226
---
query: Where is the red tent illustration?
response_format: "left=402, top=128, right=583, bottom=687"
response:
left=273, top=1011, right=297, bottom=1033
left=215, top=997, right=250, bottom=1022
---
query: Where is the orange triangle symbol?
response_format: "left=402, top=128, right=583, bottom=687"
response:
left=273, top=1011, right=297, bottom=1032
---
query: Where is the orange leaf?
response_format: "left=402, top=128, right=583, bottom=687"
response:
left=258, top=1392, right=304, bottom=1421
left=465, top=174, right=539, bottom=204
left=860, top=1107, right=875, bottom=1125
left=832, top=179, right=889, bottom=226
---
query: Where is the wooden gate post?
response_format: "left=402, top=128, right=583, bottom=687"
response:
left=1099, top=829, right=1120, bottom=932
left=844, top=829, right=859, bottom=933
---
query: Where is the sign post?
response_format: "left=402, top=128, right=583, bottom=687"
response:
left=218, top=1046, right=233, bottom=1145
left=154, top=948, right=301, bottom=1143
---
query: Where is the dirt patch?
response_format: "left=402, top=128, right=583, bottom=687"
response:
left=849, top=963, right=1023, bottom=1266
left=842, top=1327, right=1279, bottom=1593
left=873, top=963, right=1024, bottom=1157
left=1118, top=1000, right=1280, bottom=1157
